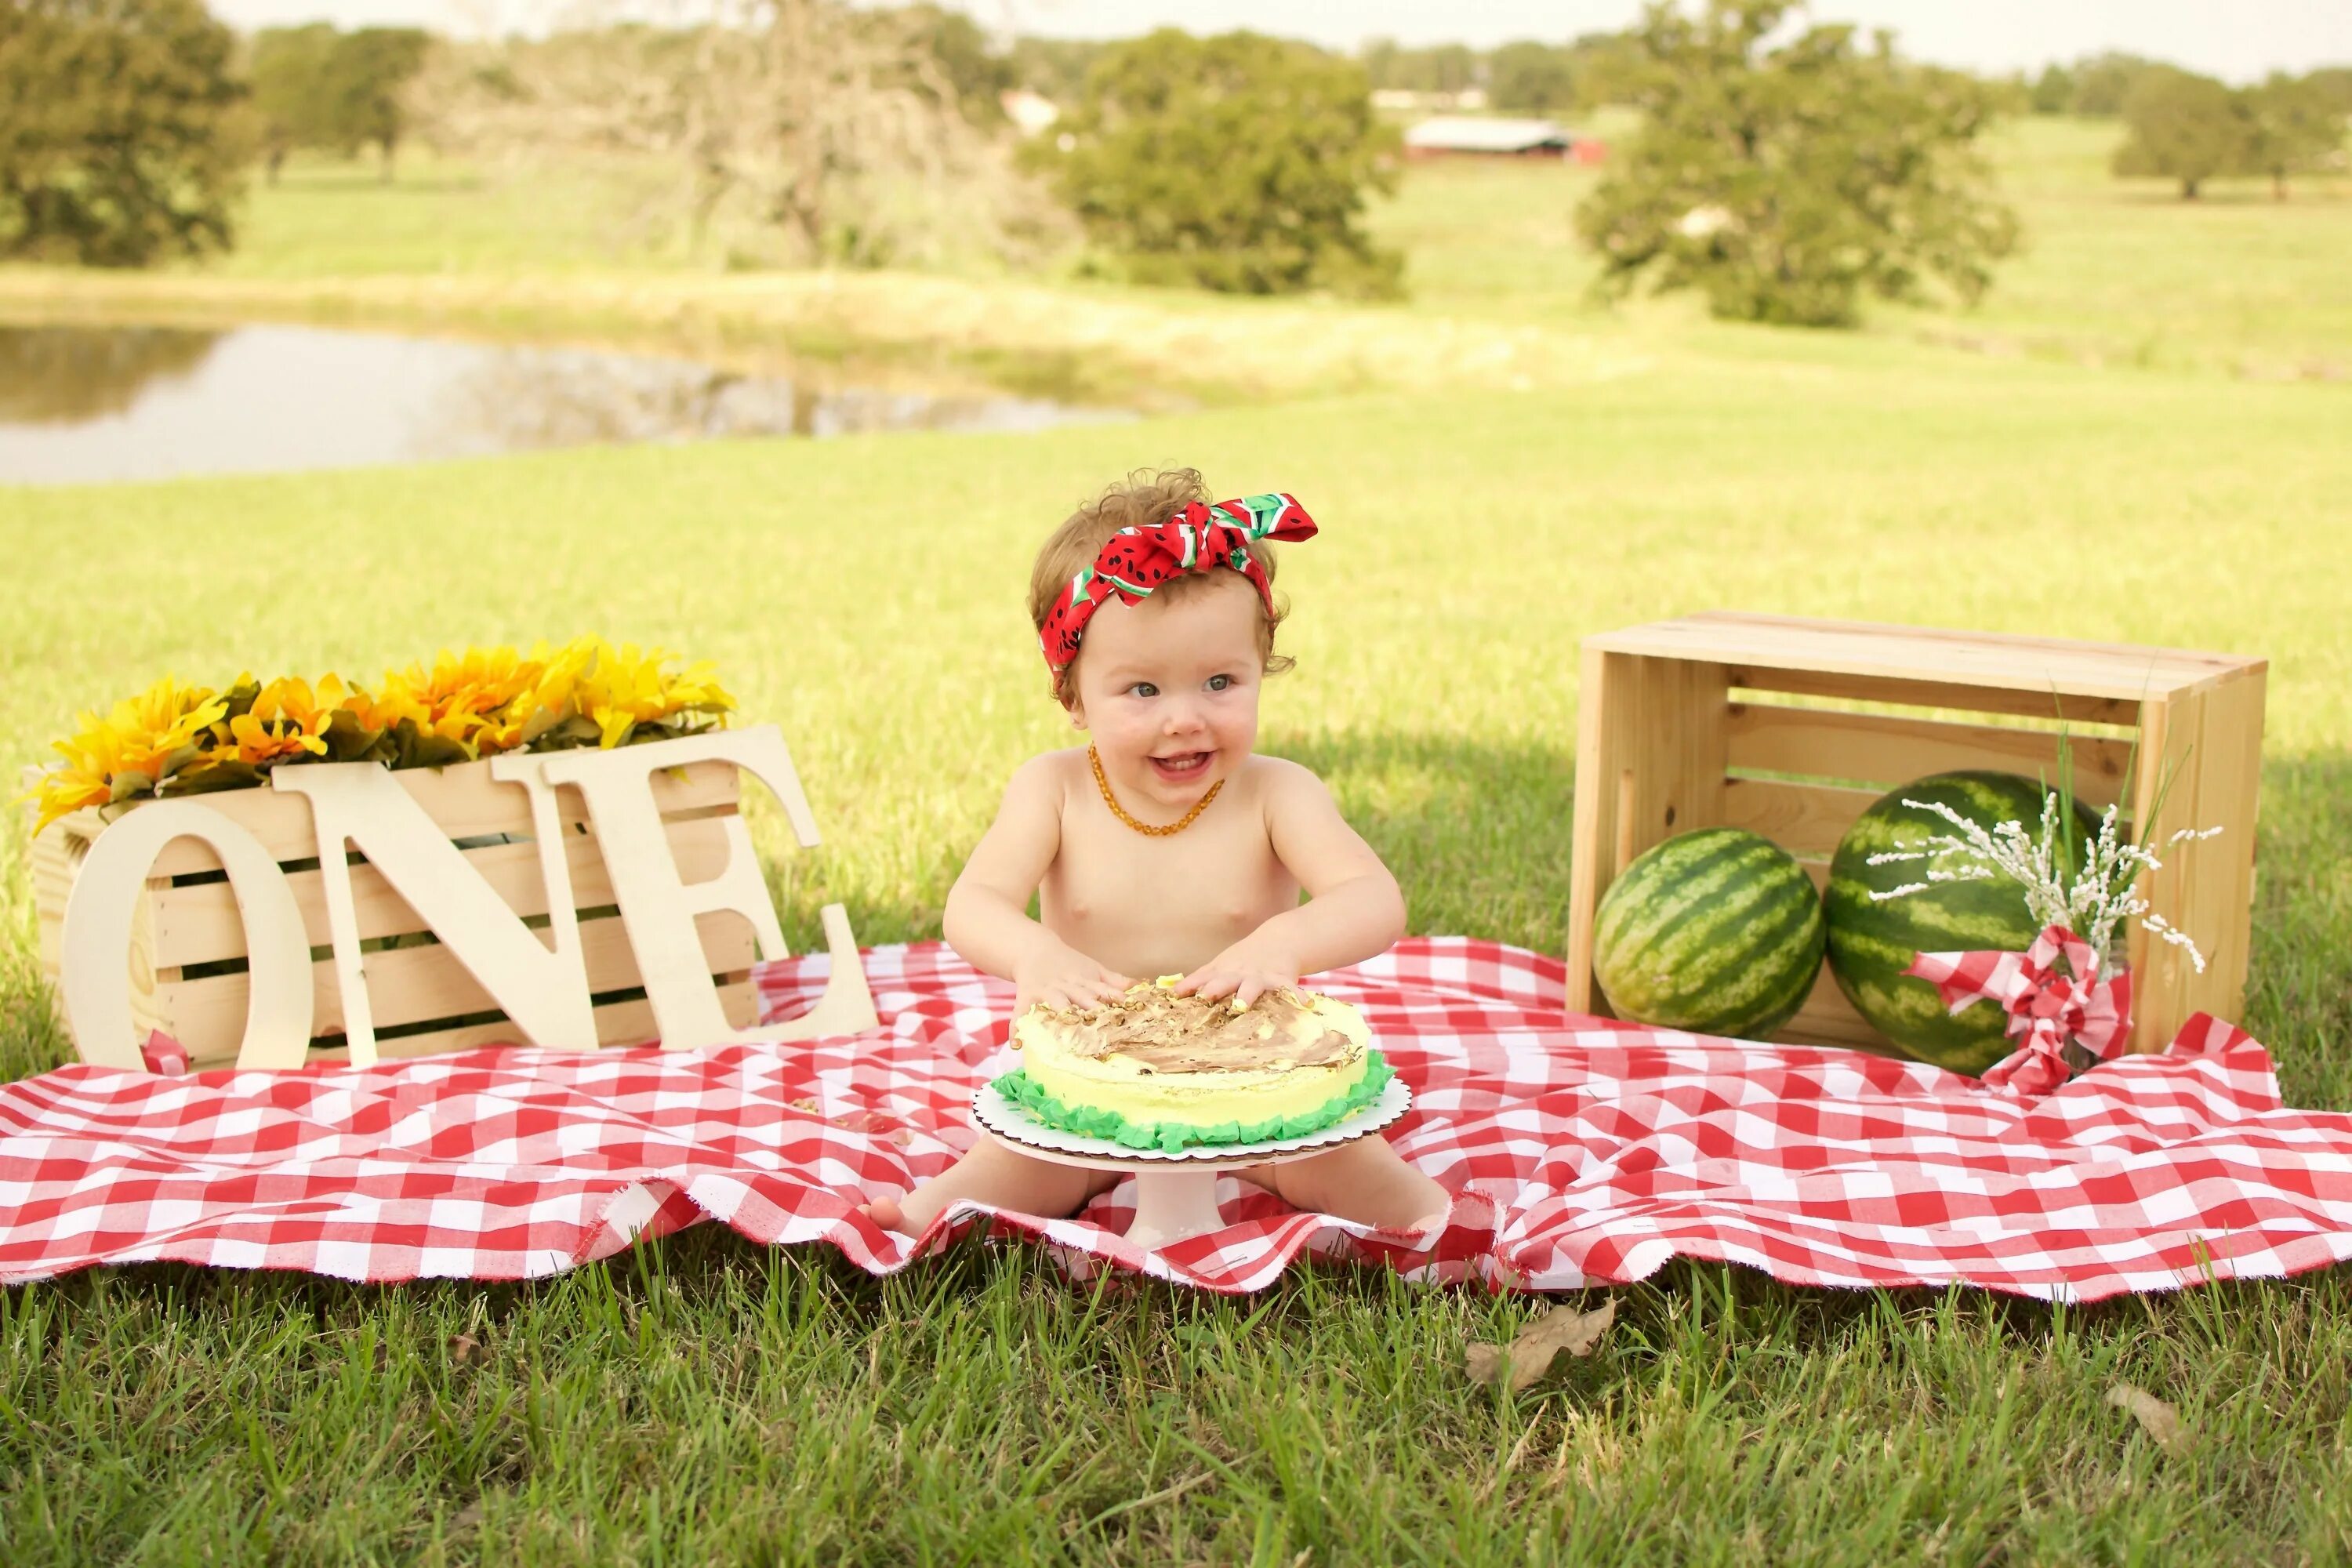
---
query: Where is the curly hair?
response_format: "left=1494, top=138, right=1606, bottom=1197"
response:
left=1028, top=467, right=1295, bottom=706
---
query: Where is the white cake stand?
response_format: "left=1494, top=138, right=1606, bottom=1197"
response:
left=970, top=1077, right=1413, bottom=1250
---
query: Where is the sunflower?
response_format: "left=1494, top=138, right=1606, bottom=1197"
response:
left=209, top=675, right=349, bottom=767
left=572, top=639, right=737, bottom=750
left=484, top=636, right=602, bottom=752
left=32, top=641, right=741, bottom=831
left=32, top=677, right=230, bottom=834
left=367, top=646, right=546, bottom=764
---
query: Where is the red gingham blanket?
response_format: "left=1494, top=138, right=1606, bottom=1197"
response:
left=4, top=938, right=2349, bottom=1299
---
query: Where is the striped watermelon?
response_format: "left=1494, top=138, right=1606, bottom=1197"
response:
left=1592, top=827, right=1826, bottom=1040
left=1825, top=771, right=2099, bottom=1076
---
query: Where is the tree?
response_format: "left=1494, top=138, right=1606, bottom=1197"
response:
left=0, top=0, right=252, bottom=267
left=250, top=24, right=428, bottom=181
left=2304, top=67, right=2352, bottom=115
left=2246, top=72, right=2347, bottom=199
left=891, top=4, right=1013, bottom=127
left=1575, top=2, right=2018, bottom=328
left=1566, top=31, right=1644, bottom=106
left=2070, top=53, right=2160, bottom=117
left=1008, top=35, right=1105, bottom=103
left=1488, top=41, right=1577, bottom=114
left=326, top=27, right=430, bottom=179
left=2111, top=67, right=2255, bottom=198
left=249, top=24, right=336, bottom=182
left=1359, top=40, right=1476, bottom=97
left=1416, top=43, right=1479, bottom=97
left=2027, top=64, right=2074, bottom=115
left=416, top=2, right=1048, bottom=268
left=1040, top=29, right=1402, bottom=298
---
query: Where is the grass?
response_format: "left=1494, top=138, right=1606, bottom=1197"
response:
left=5, top=112, right=2352, bottom=1563
left=9, top=1238, right=2352, bottom=1563
left=1371, top=115, right=2352, bottom=379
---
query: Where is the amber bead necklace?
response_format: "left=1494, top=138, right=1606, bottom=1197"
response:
left=1088, top=744, right=1221, bottom=837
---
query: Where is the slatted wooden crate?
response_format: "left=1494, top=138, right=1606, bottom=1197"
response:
left=1566, top=612, right=2267, bottom=1055
left=28, top=751, right=762, bottom=1069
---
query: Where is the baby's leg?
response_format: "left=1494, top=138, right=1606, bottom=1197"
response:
left=865, top=1138, right=1118, bottom=1236
left=1247, top=1138, right=1449, bottom=1232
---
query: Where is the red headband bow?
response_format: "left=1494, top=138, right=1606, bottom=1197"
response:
left=1039, top=494, right=1316, bottom=674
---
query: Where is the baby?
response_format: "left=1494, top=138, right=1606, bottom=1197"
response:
left=864, top=469, right=1450, bottom=1239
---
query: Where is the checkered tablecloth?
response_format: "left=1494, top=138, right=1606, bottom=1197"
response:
left=5, top=938, right=2349, bottom=1299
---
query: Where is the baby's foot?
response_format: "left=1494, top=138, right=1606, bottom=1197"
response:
left=858, top=1195, right=911, bottom=1235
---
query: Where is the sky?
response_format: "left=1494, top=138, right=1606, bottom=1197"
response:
left=200, top=0, right=2352, bottom=85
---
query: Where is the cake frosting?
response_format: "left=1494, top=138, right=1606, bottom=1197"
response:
left=993, top=978, right=1393, bottom=1152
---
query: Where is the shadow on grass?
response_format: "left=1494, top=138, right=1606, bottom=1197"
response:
left=1269, top=728, right=1579, bottom=955
left=0, top=942, right=67, bottom=1083
left=2246, top=750, right=2352, bottom=1112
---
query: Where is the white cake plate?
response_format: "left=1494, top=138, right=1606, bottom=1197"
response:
left=970, top=1077, right=1413, bottom=1250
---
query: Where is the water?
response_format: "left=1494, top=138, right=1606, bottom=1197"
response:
left=0, top=321, right=1130, bottom=485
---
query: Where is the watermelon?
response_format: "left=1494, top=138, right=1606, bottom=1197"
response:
left=1592, top=827, right=1826, bottom=1040
left=1824, top=770, right=2100, bottom=1076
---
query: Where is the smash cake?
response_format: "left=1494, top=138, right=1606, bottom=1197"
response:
left=993, top=978, right=1396, bottom=1153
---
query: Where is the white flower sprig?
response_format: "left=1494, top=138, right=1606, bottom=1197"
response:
left=1864, top=789, right=2220, bottom=979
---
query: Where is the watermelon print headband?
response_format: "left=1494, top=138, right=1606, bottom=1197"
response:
left=1040, top=493, right=1317, bottom=673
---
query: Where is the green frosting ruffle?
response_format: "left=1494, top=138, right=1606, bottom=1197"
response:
left=989, top=1051, right=1396, bottom=1154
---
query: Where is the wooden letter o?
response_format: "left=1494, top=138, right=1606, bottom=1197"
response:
left=60, top=800, right=316, bottom=1072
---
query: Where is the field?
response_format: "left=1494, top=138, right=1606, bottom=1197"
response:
left=5, top=114, right=2352, bottom=1563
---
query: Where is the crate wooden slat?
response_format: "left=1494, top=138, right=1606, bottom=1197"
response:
left=296, top=992, right=759, bottom=1064
left=1564, top=648, right=1730, bottom=1000
left=27, top=750, right=775, bottom=1070
left=1719, top=778, right=1882, bottom=861
left=1568, top=612, right=2267, bottom=1058
left=105, top=758, right=740, bottom=881
left=1725, top=663, right=2142, bottom=726
left=148, top=816, right=735, bottom=969
left=325, top=994, right=713, bottom=1065
left=150, top=908, right=760, bottom=1051
left=2127, top=671, right=2267, bottom=1049
left=1597, top=612, right=2253, bottom=702
left=1725, top=703, right=2136, bottom=807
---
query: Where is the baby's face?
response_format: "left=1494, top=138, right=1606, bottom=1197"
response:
left=1069, top=572, right=1264, bottom=811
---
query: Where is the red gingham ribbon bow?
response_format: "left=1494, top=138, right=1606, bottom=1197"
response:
left=1904, top=924, right=2133, bottom=1097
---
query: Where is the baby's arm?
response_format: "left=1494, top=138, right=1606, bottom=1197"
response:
left=943, top=756, right=1134, bottom=1011
left=1178, top=762, right=1406, bottom=1005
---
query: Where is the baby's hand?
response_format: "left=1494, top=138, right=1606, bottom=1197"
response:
left=1176, top=938, right=1300, bottom=1010
left=1014, top=943, right=1136, bottom=1015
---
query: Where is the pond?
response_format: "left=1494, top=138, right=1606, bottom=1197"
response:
left=0, top=321, right=1131, bottom=485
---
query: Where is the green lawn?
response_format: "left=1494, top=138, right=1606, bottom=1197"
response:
left=5, top=114, right=2352, bottom=1564
left=1371, top=114, right=2352, bottom=378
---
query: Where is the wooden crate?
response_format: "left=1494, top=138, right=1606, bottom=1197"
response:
left=27, top=750, right=763, bottom=1069
left=1565, top=612, right=2267, bottom=1055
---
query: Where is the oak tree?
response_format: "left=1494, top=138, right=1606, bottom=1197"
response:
left=1041, top=29, right=1403, bottom=297
left=0, top=0, right=251, bottom=266
left=2112, top=67, right=2256, bottom=199
left=1576, top=1, right=2017, bottom=328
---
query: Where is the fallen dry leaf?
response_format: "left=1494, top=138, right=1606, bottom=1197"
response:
left=1466, top=1297, right=1617, bottom=1391
left=2107, top=1383, right=2183, bottom=1450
